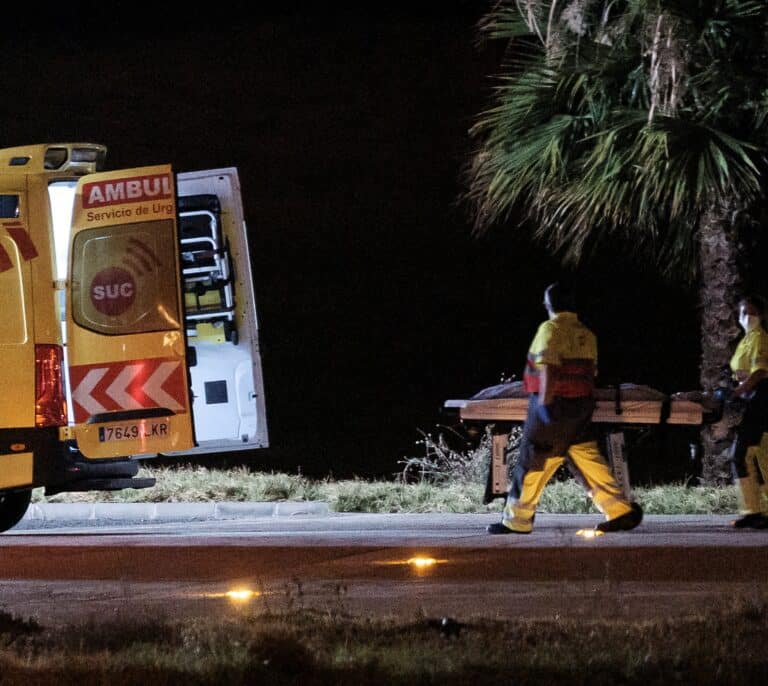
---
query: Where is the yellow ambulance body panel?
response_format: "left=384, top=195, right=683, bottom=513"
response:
left=0, top=143, right=268, bottom=533
left=66, top=166, right=195, bottom=458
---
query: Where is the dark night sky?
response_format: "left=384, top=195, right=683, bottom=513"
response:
left=3, top=3, right=703, bottom=478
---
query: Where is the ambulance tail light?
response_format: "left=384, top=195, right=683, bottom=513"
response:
left=35, top=344, right=67, bottom=428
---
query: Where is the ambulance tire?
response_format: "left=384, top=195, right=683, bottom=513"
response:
left=0, top=488, right=32, bottom=533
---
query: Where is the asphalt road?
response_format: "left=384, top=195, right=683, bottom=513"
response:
left=1, top=509, right=767, bottom=626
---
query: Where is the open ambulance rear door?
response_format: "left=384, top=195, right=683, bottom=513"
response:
left=174, top=168, right=268, bottom=454
left=66, top=166, right=196, bottom=459
left=66, top=165, right=268, bottom=460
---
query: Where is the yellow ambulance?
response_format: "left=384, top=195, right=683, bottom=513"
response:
left=0, top=143, right=268, bottom=531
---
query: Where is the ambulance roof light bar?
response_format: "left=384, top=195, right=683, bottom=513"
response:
left=0, top=143, right=107, bottom=175
left=44, top=144, right=107, bottom=174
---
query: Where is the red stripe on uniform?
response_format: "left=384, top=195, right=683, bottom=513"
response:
left=523, top=355, right=541, bottom=394
left=553, top=358, right=595, bottom=397
left=0, top=245, right=12, bottom=272
left=5, top=226, right=38, bottom=261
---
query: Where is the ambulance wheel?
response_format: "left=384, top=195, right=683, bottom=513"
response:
left=0, top=489, right=32, bottom=533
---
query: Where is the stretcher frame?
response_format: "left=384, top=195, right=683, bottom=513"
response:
left=179, top=198, right=237, bottom=343
left=443, top=395, right=706, bottom=503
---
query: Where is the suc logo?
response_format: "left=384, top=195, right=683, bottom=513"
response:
left=90, top=266, right=136, bottom=316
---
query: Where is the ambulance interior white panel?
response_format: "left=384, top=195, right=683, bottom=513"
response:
left=175, top=168, right=268, bottom=452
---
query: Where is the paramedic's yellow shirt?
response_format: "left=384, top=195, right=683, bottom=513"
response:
left=528, top=312, right=598, bottom=367
left=730, top=327, right=768, bottom=375
left=523, top=312, right=598, bottom=397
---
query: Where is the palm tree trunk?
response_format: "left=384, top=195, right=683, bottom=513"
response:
left=698, top=200, right=742, bottom=483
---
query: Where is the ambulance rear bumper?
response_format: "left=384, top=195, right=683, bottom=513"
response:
left=43, top=444, right=155, bottom=495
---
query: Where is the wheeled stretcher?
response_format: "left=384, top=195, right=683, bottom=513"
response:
left=443, top=382, right=719, bottom=503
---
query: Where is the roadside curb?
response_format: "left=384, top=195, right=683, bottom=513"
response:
left=22, top=501, right=331, bottom=523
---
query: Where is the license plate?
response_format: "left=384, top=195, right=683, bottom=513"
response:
left=98, top=420, right=170, bottom=443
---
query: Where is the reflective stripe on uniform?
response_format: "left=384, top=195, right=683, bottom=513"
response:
left=523, top=357, right=595, bottom=397
left=522, top=354, right=540, bottom=393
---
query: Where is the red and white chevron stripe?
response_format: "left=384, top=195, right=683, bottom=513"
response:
left=69, top=357, right=188, bottom=423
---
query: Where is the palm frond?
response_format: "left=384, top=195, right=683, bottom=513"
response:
left=464, top=0, right=768, bottom=279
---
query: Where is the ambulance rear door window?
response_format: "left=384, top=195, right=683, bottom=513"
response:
left=0, top=195, right=19, bottom=218
left=70, top=220, right=180, bottom=335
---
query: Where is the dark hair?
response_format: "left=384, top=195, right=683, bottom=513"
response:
left=544, top=282, right=577, bottom=312
left=739, top=294, right=766, bottom=319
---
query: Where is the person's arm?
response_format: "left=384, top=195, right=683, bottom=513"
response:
left=529, top=321, right=558, bottom=421
left=535, top=363, right=558, bottom=423
left=734, top=334, right=768, bottom=397
left=733, top=368, right=768, bottom=397
left=539, top=364, right=554, bottom=407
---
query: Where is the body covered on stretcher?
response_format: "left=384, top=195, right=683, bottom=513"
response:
left=443, top=382, right=722, bottom=503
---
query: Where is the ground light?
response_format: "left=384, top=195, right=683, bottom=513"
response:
left=575, top=529, right=605, bottom=539
left=197, top=588, right=261, bottom=603
left=225, top=588, right=259, bottom=603
left=373, top=555, right=449, bottom=577
left=407, top=556, right=439, bottom=569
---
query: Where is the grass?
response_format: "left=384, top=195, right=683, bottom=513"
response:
left=31, top=426, right=743, bottom=514
left=11, top=429, right=764, bottom=683
left=1, top=599, right=768, bottom=684
left=31, top=466, right=741, bottom=514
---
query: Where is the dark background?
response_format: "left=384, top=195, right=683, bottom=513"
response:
left=3, top=2, right=703, bottom=479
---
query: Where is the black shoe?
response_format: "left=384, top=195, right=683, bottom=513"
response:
left=486, top=522, right=530, bottom=535
left=732, top=513, right=768, bottom=529
left=595, top=502, right=643, bottom=533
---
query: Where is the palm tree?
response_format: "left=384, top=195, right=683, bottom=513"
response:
left=465, top=0, right=768, bottom=481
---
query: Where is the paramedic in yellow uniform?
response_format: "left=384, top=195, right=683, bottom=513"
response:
left=487, top=282, right=643, bottom=534
left=728, top=295, right=768, bottom=529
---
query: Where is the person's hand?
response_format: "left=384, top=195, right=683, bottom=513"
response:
left=733, top=382, right=749, bottom=399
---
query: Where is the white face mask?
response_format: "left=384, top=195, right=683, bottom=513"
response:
left=739, top=312, right=760, bottom=333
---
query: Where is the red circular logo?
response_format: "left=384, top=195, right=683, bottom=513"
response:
left=90, top=267, right=136, bottom=316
